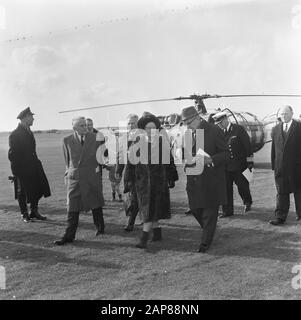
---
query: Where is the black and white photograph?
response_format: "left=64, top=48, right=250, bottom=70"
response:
left=0, top=0, right=301, bottom=302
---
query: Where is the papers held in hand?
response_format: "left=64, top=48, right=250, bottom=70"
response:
left=196, top=148, right=210, bottom=158
left=243, top=168, right=254, bottom=182
left=189, top=148, right=211, bottom=164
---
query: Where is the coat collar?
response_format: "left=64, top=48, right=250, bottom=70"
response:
left=71, top=132, right=93, bottom=163
left=283, top=119, right=296, bottom=146
left=277, top=119, right=297, bottom=146
left=17, top=123, right=34, bottom=139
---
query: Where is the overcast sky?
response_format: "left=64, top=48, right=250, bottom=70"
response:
left=0, top=0, right=300, bottom=131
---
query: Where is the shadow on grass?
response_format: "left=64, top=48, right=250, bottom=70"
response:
left=0, top=231, right=121, bottom=270
left=1, top=209, right=300, bottom=265
left=150, top=224, right=301, bottom=263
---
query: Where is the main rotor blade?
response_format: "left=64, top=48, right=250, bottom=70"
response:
left=59, top=94, right=301, bottom=113
left=209, top=94, right=301, bottom=99
left=59, top=98, right=178, bottom=113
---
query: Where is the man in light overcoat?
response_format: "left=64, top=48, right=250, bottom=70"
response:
left=54, top=117, right=105, bottom=245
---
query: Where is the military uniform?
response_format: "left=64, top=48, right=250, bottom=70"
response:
left=222, top=122, right=253, bottom=215
left=8, top=108, right=50, bottom=222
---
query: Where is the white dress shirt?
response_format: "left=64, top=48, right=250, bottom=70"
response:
left=75, top=132, right=85, bottom=143
left=283, top=120, right=293, bottom=132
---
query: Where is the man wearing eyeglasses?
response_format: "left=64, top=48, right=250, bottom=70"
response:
left=181, top=106, right=229, bottom=253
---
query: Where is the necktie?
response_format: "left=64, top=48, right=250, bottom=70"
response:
left=80, top=135, right=84, bottom=146
left=284, top=124, right=288, bottom=132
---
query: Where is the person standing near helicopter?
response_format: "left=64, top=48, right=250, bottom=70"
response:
left=269, top=105, right=301, bottom=225
left=213, top=111, right=253, bottom=217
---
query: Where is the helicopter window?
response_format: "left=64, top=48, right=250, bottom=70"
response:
left=228, top=114, right=237, bottom=124
left=233, top=113, right=246, bottom=125
left=240, top=112, right=257, bottom=123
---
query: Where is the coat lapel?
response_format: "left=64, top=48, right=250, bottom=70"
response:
left=277, top=124, right=284, bottom=147
left=18, top=124, right=36, bottom=148
left=79, top=133, right=92, bottom=163
left=71, top=132, right=83, bottom=164
left=283, top=120, right=296, bottom=147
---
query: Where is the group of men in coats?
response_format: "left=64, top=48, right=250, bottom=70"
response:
left=8, top=104, right=301, bottom=252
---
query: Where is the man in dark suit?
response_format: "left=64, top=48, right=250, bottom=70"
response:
left=213, top=111, right=253, bottom=217
left=54, top=117, right=105, bottom=245
left=270, top=105, right=301, bottom=225
left=181, top=106, right=229, bottom=253
left=8, top=107, right=50, bottom=222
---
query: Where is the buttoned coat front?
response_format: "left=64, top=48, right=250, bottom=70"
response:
left=63, top=132, right=104, bottom=212
left=186, top=120, right=229, bottom=209
left=271, top=120, right=301, bottom=194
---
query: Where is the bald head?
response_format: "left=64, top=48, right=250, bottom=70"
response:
left=278, top=105, right=293, bottom=123
left=72, top=116, right=87, bottom=135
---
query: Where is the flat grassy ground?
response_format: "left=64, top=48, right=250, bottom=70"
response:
left=0, top=132, right=300, bottom=300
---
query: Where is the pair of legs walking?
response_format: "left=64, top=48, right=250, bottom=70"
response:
left=55, top=207, right=105, bottom=245
left=222, top=171, right=252, bottom=216
left=111, top=182, right=122, bottom=201
left=191, top=206, right=219, bottom=252
left=271, top=191, right=301, bottom=224
left=136, top=221, right=162, bottom=249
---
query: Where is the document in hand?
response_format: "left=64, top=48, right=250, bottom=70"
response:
left=243, top=168, right=254, bottom=182
left=196, top=148, right=210, bottom=158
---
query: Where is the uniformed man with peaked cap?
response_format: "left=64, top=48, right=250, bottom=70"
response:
left=213, top=111, right=253, bottom=217
left=8, top=107, right=50, bottom=222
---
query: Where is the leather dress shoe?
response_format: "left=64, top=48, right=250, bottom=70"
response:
left=269, top=219, right=285, bottom=226
left=219, top=213, right=234, bottom=218
left=124, top=225, right=134, bottom=232
left=95, top=229, right=105, bottom=236
left=30, top=211, right=47, bottom=221
left=54, top=238, right=73, bottom=246
left=185, top=209, right=192, bottom=215
left=198, top=244, right=209, bottom=253
left=244, top=204, right=252, bottom=213
left=22, top=214, right=32, bottom=223
left=296, top=216, right=301, bottom=221
left=21, top=212, right=33, bottom=223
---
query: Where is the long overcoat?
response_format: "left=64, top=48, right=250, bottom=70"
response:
left=63, top=132, right=104, bottom=212
left=271, top=120, right=301, bottom=194
left=124, top=132, right=178, bottom=223
left=8, top=124, right=51, bottom=202
left=186, top=120, right=229, bottom=209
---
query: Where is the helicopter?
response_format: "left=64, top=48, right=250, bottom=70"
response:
left=59, top=93, right=301, bottom=155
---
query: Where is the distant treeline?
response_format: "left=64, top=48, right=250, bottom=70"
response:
left=33, top=129, right=61, bottom=134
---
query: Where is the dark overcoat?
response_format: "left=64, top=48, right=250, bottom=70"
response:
left=63, top=132, right=105, bottom=212
left=271, top=120, right=301, bottom=194
left=186, top=120, right=229, bottom=209
left=8, top=124, right=51, bottom=203
left=124, top=132, right=178, bottom=223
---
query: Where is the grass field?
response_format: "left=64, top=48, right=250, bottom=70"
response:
left=0, top=132, right=300, bottom=300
